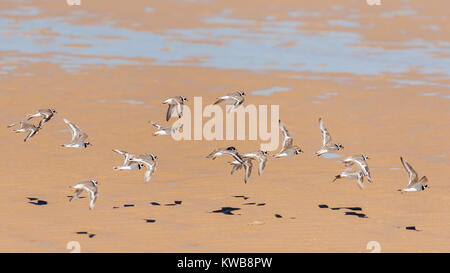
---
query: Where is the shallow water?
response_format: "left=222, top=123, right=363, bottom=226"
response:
left=252, top=86, right=291, bottom=96
left=0, top=7, right=449, bottom=75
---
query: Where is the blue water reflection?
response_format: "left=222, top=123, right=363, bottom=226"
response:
left=0, top=11, right=448, bottom=75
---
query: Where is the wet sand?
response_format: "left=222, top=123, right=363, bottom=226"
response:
left=0, top=1, right=449, bottom=252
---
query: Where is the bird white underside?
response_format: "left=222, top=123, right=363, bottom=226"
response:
left=315, top=149, right=330, bottom=155
left=154, top=130, right=170, bottom=135
left=209, top=151, right=225, bottom=158
left=402, top=187, right=419, bottom=192
left=216, top=96, right=243, bottom=112
left=144, top=171, right=152, bottom=182
left=228, top=160, right=241, bottom=164
left=63, top=144, right=84, bottom=148
left=113, top=164, right=140, bottom=170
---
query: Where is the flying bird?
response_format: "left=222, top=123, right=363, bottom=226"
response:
left=163, top=96, right=187, bottom=121
left=398, top=157, right=428, bottom=192
left=227, top=158, right=253, bottom=183
left=61, top=119, right=91, bottom=148
left=8, top=121, right=40, bottom=142
left=149, top=121, right=183, bottom=136
left=333, top=169, right=365, bottom=189
left=206, top=146, right=242, bottom=161
left=273, top=120, right=303, bottom=158
left=243, top=150, right=268, bottom=176
left=341, top=154, right=372, bottom=182
left=315, top=118, right=343, bottom=157
left=69, top=180, right=98, bottom=210
left=213, top=91, right=245, bottom=112
left=112, top=149, right=142, bottom=170
left=207, top=146, right=252, bottom=183
left=128, top=154, right=158, bottom=183
left=206, top=146, right=250, bottom=165
left=26, top=108, right=57, bottom=127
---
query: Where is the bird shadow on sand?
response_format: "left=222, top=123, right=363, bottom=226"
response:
left=233, top=195, right=249, bottom=200
left=111, top=204, right=135, bottom=209
left=404, top=226, right=421, bottom=232
left=75, top=231, right=96, bottom=238
left=319, top=204, right=368, bottom=218
left=330, top=206, right=362, bottom=211
left=165, top=200, right=182, bottom=206
left=273, top=213, right=296, bottom=219
left=234, top=196, right=265, bottom=206
left=211, top=207, right=241, bottom=215
left=243, top=202, right=266, bottom=206
left=144, top=219, right=156, bottom=223
left=344, top=212, right=368, bottom=218
left=150, top=201, right=182, bottom=206
left=27, top=197, right=48, bottom=206
left=66, top=195, right=86, bottom=200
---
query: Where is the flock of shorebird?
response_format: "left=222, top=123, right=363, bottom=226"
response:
left=8, top=91, right=429, bottom=210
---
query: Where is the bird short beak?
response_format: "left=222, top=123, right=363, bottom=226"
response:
left=332, top=175, right=341, bottom=182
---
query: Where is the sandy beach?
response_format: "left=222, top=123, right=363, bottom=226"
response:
left=0, top=0, right=449, bottom=252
